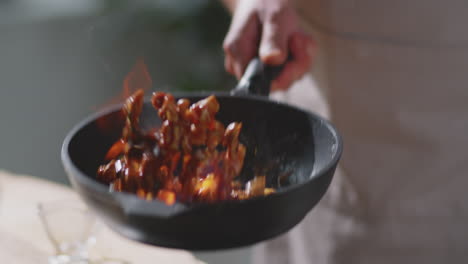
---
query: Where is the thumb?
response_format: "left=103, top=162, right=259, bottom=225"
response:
left=259, top=17, right=289, bottom=66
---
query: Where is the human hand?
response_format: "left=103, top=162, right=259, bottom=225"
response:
left=223, top=0, right=315, bottom=91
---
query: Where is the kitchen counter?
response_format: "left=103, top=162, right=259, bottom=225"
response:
left=0, top=170, right=202, bottom=264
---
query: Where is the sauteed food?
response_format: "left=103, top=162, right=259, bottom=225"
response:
left=97, top=89, right=274, bottom=205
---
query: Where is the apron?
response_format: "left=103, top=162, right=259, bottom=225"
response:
left=254, top=1, right=468, bottom=263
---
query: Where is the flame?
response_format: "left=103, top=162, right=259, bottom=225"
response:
left=95, top=59, right=153, bottom=134
left=94, top=58, right=152, bottom=109
left=122, top=58, right=153, bottom=99
left=195, top=173, right=218, bottom=198
left=157, top=190, right=176, bottom=205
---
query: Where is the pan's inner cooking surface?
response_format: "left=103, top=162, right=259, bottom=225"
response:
left=217, top=96, right=315, bottom=187
left=69, top=94, right=315, bottom=201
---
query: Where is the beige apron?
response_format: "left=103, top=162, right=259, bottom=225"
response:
left=254, top=1, right=468, bottom=263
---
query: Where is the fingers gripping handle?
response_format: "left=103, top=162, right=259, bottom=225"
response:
left=231, top=57, right=290, bottom=96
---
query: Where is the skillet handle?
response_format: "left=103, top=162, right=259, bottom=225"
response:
left=231, top=56, right=291, bottom=96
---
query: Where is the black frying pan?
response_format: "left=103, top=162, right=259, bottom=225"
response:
left=61, top=58, right=343, bottom=250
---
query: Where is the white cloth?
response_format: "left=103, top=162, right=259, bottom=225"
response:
left=254, top=1, right=468, bottom=263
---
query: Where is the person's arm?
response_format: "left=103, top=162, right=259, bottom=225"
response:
left=221, top=0, right=315, bottom=91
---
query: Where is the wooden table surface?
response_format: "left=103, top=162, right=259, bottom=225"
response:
left=0, top=170, right=202, bottom=264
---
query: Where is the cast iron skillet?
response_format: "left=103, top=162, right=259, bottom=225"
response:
left=61, top=58, right=343, bottom=251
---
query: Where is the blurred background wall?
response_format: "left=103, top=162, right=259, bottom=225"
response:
left=0, top=0, right=250, bottom=263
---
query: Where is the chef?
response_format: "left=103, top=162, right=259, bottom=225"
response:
left=221, top=0, right=468, bottom=263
